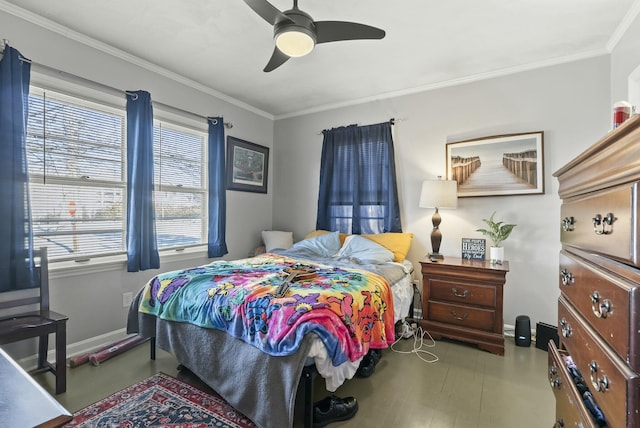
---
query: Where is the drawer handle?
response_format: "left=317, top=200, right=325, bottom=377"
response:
left=450, top=311, right=468, bottom=321
left=451, top=288, right=469, bottom=298
left=555, top=419, right=565, bottom=428
left=561, top=216, right=575, bottom=232
left=548, top=365, right=561, bottom=389
left=560, top=317, right=572, bottom=338
left=590, top=291, right=612, bottom=318
left=592, top=212, right=615, bottom=235
left=588, top=360, right=609, bottom=393
left=560, top=269, right=574, bottom=286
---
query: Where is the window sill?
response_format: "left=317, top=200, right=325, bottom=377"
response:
left=49, top=246, right=210, bottom=279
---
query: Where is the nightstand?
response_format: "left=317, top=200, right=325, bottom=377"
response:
left=419, top=257, right=509, bottom=355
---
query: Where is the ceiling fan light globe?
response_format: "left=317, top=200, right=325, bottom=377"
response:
left=275, top=28, right=315, bottom=57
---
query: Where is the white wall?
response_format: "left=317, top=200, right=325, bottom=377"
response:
left=273, top=57, right=611, bottom=328
left=611, top=5, right=640, bottom=107
left=4, top=7, right=640, bottom=359
left=0, top=10, right=274, bottom=356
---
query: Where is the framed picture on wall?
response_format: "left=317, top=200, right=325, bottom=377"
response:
left=226, top=136, right=269, bottom=193
left=446, top=132, right=544, bottom=197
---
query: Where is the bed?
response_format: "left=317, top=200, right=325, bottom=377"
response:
left=127, top=231, right=414, bottom=428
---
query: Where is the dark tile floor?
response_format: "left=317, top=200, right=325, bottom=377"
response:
left=34, top=334, right=554, bottom=427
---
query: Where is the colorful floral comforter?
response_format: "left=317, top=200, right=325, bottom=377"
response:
left=138, top=253, right=395, bottom=365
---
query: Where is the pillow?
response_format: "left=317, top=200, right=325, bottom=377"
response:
left=304, top=229, right=331, bottom=239
left=291, top=231, right=342, bottom=257
left=261, top=230, right=293, bottom=252
left=305, top=229, right=349, bottom=245
left=362, top=233, right=414, bottom=262
left=336, top=234, right=394, bottom=264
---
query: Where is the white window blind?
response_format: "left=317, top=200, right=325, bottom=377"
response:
left=26, top=87, right=209, bottom=261
left=26, top=89, right=126, bottom=260
left=153, top=123, right=207, bottom=249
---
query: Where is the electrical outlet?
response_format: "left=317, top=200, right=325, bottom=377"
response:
left=122, top=292, right=133, bottom=308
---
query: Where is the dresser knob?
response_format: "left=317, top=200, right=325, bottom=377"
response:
left=548, top=366, right=561, bottom=389
left=589, top=360, right=610, bottom=392
left=560, top=269, right=574, bottom=286
left=592, top=212, right=615, bottom=235
left=590, top=291, right=612, bottom=318
left=561, top=216, right=575, bottom=232
left=451, top=288, right=469, bottom=298
left=560, top=317, right=572, bottom=338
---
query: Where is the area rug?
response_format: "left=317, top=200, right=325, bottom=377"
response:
left=64, top=372, right=255, bottom=427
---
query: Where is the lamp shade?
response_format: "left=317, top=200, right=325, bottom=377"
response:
left=419, top=179, right=458, bottom=209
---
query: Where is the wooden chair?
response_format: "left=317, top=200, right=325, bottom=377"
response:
left=0, top=248, right=68, bottom=394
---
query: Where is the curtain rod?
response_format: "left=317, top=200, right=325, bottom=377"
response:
left=318, top=118, right=397, bottom=135
left=1, top=41, right=232, bottom=129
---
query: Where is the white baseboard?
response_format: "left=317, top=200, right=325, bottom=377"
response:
left=16, top=328, right=129, bottom=370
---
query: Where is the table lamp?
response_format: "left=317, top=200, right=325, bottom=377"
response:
left=419, top=177, right=458, bottom=259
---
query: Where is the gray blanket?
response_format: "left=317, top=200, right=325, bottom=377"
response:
left=127, top=294, right=312, bottom=428
left=126, top=251, right=405, bottom=428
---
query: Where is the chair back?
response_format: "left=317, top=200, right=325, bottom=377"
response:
left=0, top=247, right=49, bottom=313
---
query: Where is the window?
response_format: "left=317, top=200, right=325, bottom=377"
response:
left=317, top=122, right=402, bottom=235
left=26, top=87, right=209, bottom=261
left=153, top=123, right=207, bottom=250
left=27, top=88, right=126, bottom=260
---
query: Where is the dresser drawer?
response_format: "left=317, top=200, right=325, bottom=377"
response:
left=558, top=296, right=640, bottom=428
left=560, top=182, right=639, bottom=266
left=427, top=301, right=495, bottom=331
left=548, top=341, right=598, bottom=428
left=427, top=278, right=496, bottom=307
left=559, top=250, right=640, bottom=371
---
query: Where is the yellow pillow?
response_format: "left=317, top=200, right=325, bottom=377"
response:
left=305, top=230, right=331, bottom=239
left=362, top=233, right=414, bottom=262
left=305, top=230, right=349, bottom=245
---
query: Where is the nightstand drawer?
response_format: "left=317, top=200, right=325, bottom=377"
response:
left=428, top=301, right=495, bottom=331
left=428, top=278, right=496, bottom=307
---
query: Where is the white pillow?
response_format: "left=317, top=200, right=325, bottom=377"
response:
left=336, top=234, right=394, bottom=264
left=261, top=230, right=293, bottom=252
left=290, top=231, right=341, bottom=257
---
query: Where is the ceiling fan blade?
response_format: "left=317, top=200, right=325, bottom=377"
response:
left=315, top=21, right=386, bottom=44
left=243, top=0, right=292, bottom=26
left=264, top=48, right=291, bottom=72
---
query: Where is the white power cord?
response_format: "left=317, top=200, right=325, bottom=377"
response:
left=391, top=322, right=439, bottom=363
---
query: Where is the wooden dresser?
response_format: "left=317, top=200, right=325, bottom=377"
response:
left=419, top=257, right=509, bottom=355
left=551, top=114, right=640, bottom=428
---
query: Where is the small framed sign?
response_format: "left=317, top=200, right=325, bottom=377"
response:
left=461, top=238, right=486, bottom=260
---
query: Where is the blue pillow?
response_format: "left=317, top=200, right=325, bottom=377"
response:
left=336, top=235, right=394, bottom=264
left=290, top=231, right=341, bottom=257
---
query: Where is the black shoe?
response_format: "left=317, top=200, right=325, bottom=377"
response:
left=355, top=349, right=381, bottom=378
left=313, top=395, right=358, bottom=428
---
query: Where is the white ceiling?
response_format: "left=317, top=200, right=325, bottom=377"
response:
left=2, top=0, right=639, bottom=118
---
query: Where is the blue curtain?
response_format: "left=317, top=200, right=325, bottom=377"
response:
left=0, top=45, right=37, bottom=291
left=316, top=121, right=402, bottom=234
left=207, top=117, right=228, bottom=258
left=126, top=90, right=159, bottom=272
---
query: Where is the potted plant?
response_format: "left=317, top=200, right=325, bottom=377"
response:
left=476, top=212, right=516, bottom=264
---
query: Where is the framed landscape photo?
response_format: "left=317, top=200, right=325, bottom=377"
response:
left=446, top=132, right=544, bottom=197
left=226, top=136, right=269, bottom=193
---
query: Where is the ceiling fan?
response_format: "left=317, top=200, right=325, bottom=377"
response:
left=243, top=0, right=386, bottom=72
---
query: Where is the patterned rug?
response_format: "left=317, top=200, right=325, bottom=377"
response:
left=64, top=372, right=255, bottom=427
